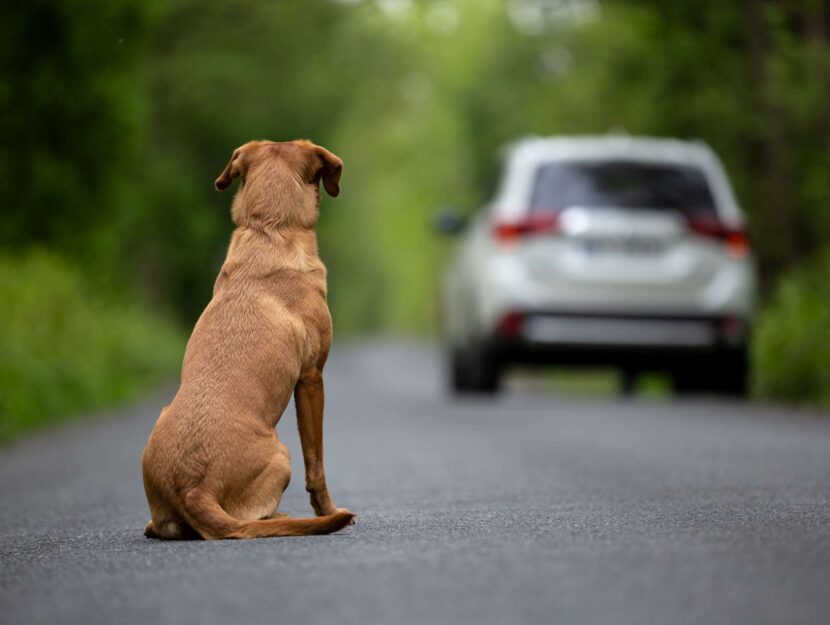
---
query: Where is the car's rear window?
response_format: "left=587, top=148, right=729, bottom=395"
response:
left=530, top=160, right=717, bottom=214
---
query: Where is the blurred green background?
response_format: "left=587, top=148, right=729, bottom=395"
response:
left=2, top=0, right=829, bottom=438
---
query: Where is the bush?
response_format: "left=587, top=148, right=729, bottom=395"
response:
left=754, top=251, right=830, bottom=407
left=0, top=250, right=184, bottom=441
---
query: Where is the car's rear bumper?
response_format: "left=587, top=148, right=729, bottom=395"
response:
left=492, top=311, right=747, bottom=368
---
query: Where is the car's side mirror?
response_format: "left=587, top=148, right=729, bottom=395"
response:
left=433, top=207, right=467, bottom=235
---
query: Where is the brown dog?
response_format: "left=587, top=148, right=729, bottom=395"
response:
left=141, top=139, right=354, bottom=539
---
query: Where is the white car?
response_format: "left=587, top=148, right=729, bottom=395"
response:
left=438, top=135, right=756, bottom=395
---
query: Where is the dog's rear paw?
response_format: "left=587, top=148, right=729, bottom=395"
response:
left=144, top=520, right=158, bottom=538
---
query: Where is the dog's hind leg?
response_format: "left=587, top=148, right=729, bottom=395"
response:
left=261, top=439, right=292, bottom=520
left=222, top=436, right=292, bottom=522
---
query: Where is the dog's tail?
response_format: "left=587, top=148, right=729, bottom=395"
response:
left=182, top=490, right=354, bottom=539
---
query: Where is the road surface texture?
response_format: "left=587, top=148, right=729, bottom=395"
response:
left=1, top=342, right=829, bottom=625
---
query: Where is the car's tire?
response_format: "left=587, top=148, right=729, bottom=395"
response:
left=712, top=347, right=749, bottom=397
left=449, top=343, right=501, bottom=394
left=671, top=347, right=749, bottom=397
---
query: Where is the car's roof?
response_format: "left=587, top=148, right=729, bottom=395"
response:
left=505, top=135, right=717, bottom=166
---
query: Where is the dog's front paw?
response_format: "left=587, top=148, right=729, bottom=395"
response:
left=335, top=508, right=356, bottom=525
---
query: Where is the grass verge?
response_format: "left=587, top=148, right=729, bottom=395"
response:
left=0, top=250, right=184, bottom=442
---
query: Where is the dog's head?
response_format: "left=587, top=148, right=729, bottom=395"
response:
left=215, top=140, right=342, bottom=227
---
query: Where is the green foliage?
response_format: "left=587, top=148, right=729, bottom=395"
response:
left=133, top=0, right=358, bottom=319
left=754, top=251, right=830, bottom=407
left=8, top=0, right=828, bottom=335
left=0, top=0, right=158, bottom=263
left=0, top=251, right=184, bottom=441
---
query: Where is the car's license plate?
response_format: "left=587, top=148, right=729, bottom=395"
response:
left=580, top=238, right=664, bottom=256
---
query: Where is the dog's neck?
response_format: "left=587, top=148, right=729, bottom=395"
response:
left=220, top=170, right=326, bottom=283
left=223, top=223, right=325, bottom=282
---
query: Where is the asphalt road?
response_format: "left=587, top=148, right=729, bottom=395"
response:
left=1, top=342, right=829, bottom=625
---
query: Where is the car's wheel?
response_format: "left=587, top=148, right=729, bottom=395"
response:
left=712, top=347, right=749, bottom=396
left=671, top=347, right=749, bottom=397
left=449, top=343, right=501, bottom=394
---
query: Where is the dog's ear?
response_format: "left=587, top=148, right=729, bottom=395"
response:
left=215, top=148, right=243, bottom=191
left=309, top=145, right=343, bottom=198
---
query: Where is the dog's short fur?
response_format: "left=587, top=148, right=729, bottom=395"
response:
left=141, top=139, right=353, bottom=539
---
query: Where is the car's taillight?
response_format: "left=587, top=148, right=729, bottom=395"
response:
left=719, top=314, right=747, bottom=343
left=687, top=215, right=750, bottom=259
left=492, top=211, right=560, bottom=245
left=497, top=311, right=525, bottom=338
